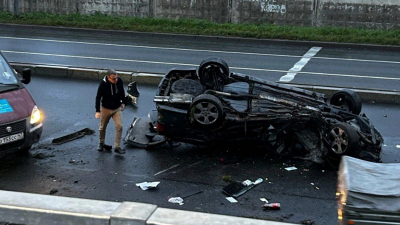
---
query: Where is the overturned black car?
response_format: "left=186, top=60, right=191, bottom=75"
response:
left=125, top=57, right=383, bottom=165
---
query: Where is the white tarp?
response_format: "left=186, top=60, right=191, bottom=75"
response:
left=338, top=156, right=400, bottom=214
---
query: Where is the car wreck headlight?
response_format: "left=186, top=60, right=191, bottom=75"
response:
left=30, top=105, right=42, bottom=125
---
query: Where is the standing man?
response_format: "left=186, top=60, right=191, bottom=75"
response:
left=95, top=69, right=126, bottom=154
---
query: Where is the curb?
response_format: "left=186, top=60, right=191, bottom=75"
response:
left=0, top=190, right=296, bottom=225
left=11, top=62, right=400, bottom=105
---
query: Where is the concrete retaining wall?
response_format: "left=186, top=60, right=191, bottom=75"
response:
left=1, top=0, right=399, bottom=29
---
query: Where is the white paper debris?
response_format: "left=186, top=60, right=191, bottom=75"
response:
left=396, top=145, right=400, bottom=148
left=311, top=183, right=315, bottom=185
left=226, top=197, right=238, bottom=203
left=285, top=166, right=297, bottom=171
left=168, top=197, right=184, bottom=205
left=260, top=198, right=269, bottom=203
left=136, top=181, right=160, bottom=190
left=242, top=180, right=253, bottom=186
left=253, top=178, right=263, bottom=185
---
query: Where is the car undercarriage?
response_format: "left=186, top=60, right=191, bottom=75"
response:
left=125, top=57, right=383, bottom=166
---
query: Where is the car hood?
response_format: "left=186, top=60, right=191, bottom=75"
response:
left=0, top=88, right=35, bottom=124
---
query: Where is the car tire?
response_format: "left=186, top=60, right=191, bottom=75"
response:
left=327, top=123, right=359, bottom=157
left=171, top=79, right=204, bottom=96
left=198, top=57, right=229, bottom=91
left=189, top=94, right=224, bottom=128
left=330, top=89, right=362, bottom=115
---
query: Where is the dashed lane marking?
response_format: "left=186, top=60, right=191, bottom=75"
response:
left=279, top=47, right=322, bottom=82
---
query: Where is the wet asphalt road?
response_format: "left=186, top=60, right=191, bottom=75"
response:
left=0, top=76, right=399, bottom=225
left=1, top=24, right=400, bottom=91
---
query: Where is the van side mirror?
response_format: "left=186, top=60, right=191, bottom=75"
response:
left=21, top=68, right=31, bottom=84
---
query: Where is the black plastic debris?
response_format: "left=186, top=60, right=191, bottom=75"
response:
left=301, top=219, right=315, bottom=225
left=124, top=117, right=167, bottom=148
left=52, top=128, right=95, bottom=145
left=33, top=153, right=55, bottom=159
left=222, top=182, right=255, bottom=198
left=126, top=81, right=140, bottom=105
left=222, top=178, right=263, bottom=198
left=182, top=190, right=203, bottom=199
left=49, top=189, right=58, bottom=195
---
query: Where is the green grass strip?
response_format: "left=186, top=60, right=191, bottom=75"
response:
left=1, top=11, right=399, bottom=46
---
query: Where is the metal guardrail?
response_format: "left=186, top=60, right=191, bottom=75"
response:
left=0, top=190, right=295, bottom=225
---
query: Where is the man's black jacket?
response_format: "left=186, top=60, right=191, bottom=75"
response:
left=95, top=76, right=125, bottom=112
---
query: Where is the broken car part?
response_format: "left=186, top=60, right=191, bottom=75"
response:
left=52, top=128, right=94, bottom=145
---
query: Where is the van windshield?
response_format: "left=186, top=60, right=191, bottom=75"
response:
left=0, top=55, right=18, bottom=85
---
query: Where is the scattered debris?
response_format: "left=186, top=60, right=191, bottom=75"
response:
left=310, top=183, right=314, bottom=186
left=315, top=187, right=320, bottom=190
left=262, top=202, right=281, bottom=210
left=303, top=169, right=309, bottom=172
left=222, top=178, right=263, bottom=198
left=168, top=197, right=184, bottom=205
left=301, top=219, right=315, bottom=225
left=242, top=179, right=253, bottom=186
left=396, top=145, right=400, bottom=149
left=182, top=190, right=203, bottom=199
left=33, top=153, right=55, bottom=159
left=226, top=197, right=238, bottom=203
left=168, top=190, right=203, bottom=205
left=282, top=214, right=294, bottom=219
left=68, top=159, right=86, bottom=165
left=285, top=166, right=297, bottom=171
left=260, top=198, right=269, bottom=203
left=52, top=128, right=95, bottom=145
left=49, top=189, right=58, bottom=195
left=219, top=156, right=241, bottom=165
left=136, top=181, right=160, bottom=190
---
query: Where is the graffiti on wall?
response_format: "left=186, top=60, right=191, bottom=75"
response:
left=260, top=0, right=286, bottom=14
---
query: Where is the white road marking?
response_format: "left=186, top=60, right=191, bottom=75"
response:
left=4, top=50, right=400, bottom=81
left=3, top=50, right=197, bottom=66
left=0, top=36, right=298, bottom=58
left=1, top=36, right=400, bottom=64
left=279, top=47, right=322, bottom=82
left=154, top=164, right=180, bottom=176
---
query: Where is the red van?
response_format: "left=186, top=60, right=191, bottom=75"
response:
left=0, top=51, right=43, bottom=152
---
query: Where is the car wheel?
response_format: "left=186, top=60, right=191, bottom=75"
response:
left=198, top=57, right=229, bottom=91
left=330, top=89, right=362, bottom=115
left=189, top=94, right=223, bottom=127
left=328, top=123, right=359, bottom=157
left=171, top=79, right=204, bottom=96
